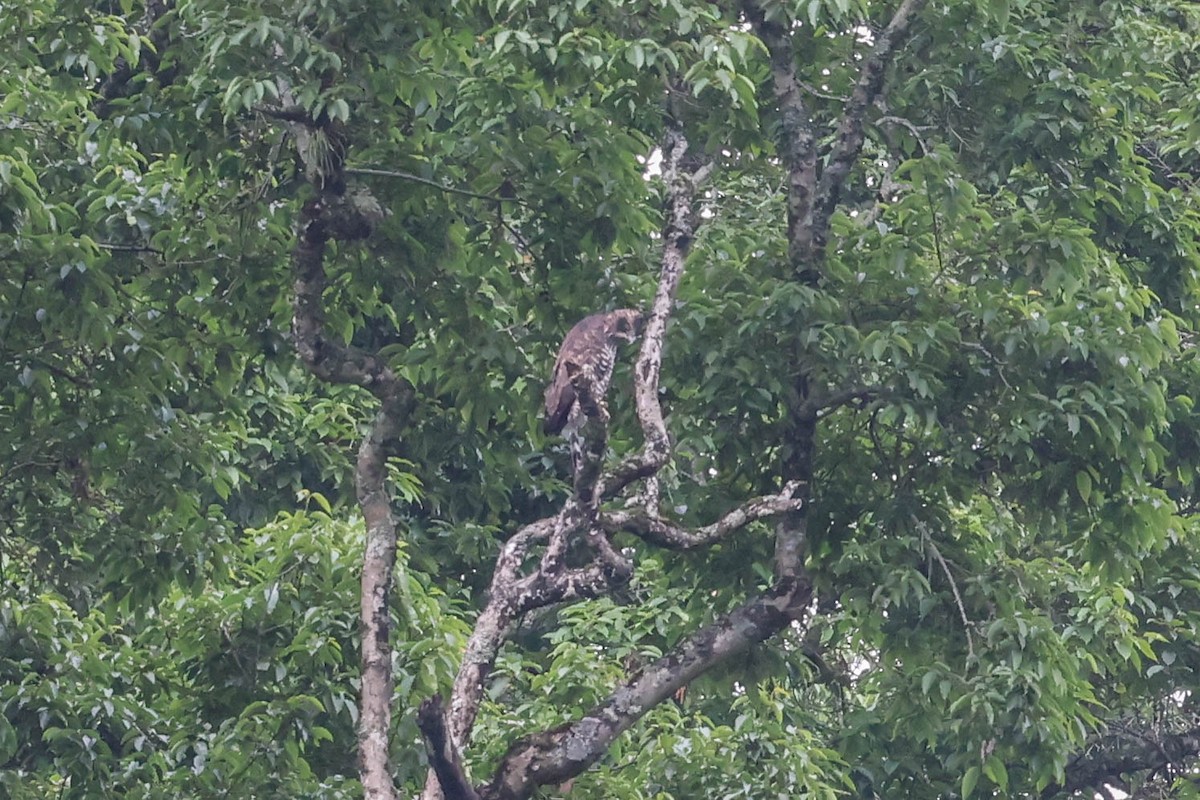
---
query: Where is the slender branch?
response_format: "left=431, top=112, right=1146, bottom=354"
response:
left=1044, top=726, right=1200, bottom=799
left=875, top=115, right=932, bottom=155
left=0, top=266, right=32, bottom=355
left=439, top=516, right=554, bottom=761
left=601, top=482, right=805, bottom=549
left=812, top=0, right=928, bottom=244
left=95, top=242, right=164, bottom=255
left=23, top=358, right=94, bottom=388
left=1136, top=141, right=1198, bottom=192
left=258, top=105, right=314, bottom=123
left=600, top=122, right=711, bottom=500
left=424, top=507, right=630, bottom=800
left=915, top=520, right=975, bottom=662
left=797, top=384, right=879, bottom=418
left=742, top=0, right=819, bottom=276
left=346, top=166, right=521, bottom=204
left=421, top=119, right=711, bottom=800
left=283, top=78, right=410, bottom=800
left=800, top=80, right=849, bottom=103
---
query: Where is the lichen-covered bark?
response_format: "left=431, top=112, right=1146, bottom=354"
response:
left=481, top=580, right=813, bottom=800
left=1045, top=725, right=1200, bottom=799
left=287, top=111, right=411, bottom=800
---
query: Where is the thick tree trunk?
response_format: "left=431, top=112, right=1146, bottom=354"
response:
left=288, top=120, right=409, bottom=800
left=356, top=401, right=406, bottom=800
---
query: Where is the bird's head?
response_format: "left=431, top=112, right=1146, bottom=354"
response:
left=609, top=308, right=644, bottom=342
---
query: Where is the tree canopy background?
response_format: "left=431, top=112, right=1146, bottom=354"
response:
left=3, top=0, right=1200, bottom=798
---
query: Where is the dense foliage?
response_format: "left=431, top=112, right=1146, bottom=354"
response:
left=3, top=0, right=1200, bottom=797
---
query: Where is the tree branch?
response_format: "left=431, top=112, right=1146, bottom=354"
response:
left=423, top=502, right=632, bottom=800
left=600, top=122, right=711, bottom=500
left=742, top=0, right=820, bottom=277
left=347, top=166, right=522, bottom=204
left=1045, top=726, right=1200, bottom=799
left=421, top=118, right=712, bottom=800
left=745, top=0, right=926, bottom=583
left=285, top=87, right=411, bottom=800
left=915, top=520, right=975, bottom=662
left=481, top=580, right=814, bottom=800
left=601, top=482, right=805, bottom=549
left=812, top=0, right=928, bottom=246
left=797, top=384, right=879, bottom=418
left=744, top=0, right=927, bottom=272
left=419, top=696, right=483, bottom=800
left=95, top=0, right=176, bottom=115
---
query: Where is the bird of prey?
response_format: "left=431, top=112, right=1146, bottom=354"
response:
left=543, top=309, right=644, bottom=438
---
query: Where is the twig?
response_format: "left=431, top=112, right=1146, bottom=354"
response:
left=875, top=115, right=930, bottom=155
left=1136, top=142, right=1197, bottom=191
left=923, top=172, right=945, bottom=279
left=797, top=384, right=878, bottom=418
left=602, top=482, right=805, bottom=549
left=800, top=80, right=849, bottom=103
left=599, top=123, right=712, bottom=499
left=422, top=116, right=713, bottom=800
left=915, top=519, right=975, bottom=662
left=812, top=0, right=929, bottom=243
left=346, top=166, right=520, bottom=205
left=95, top=242, right=164, bottom=255
left=0, top=266, right=32, bottom=354
left=961, top=341, right=1013, bottom=392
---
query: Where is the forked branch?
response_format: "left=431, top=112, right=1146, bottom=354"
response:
left=423, top=126, right=710, bottom=800
left=812, top=0, right=928, bottom=239
left=482, top=580, right=814, bottom=799
left=422, top=100, right=828, bottom=799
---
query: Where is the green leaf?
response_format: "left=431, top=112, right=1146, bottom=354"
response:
left=0, top=714, right=17, bottom=764
left=962, top=765, right=980, bottom=799
left=983, top=756, right=1008, bottom=792
left=1075, top=470, right=1092, bottom=502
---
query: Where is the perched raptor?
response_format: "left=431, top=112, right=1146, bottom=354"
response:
left=543, top=308, right=644, bottom=437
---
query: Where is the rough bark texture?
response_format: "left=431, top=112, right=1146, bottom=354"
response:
left=739, top=3, right=820, bottom=281
left=743, top=0, right=927, bottom=581
left=287, top=105, right=411, bottom=800
left=601, top=125, right=709, bottom=500
left=419, top=696, right=483, bottom=800
left=420, top=117, right=824, bottom=800
left=1045, top=724, right=1200, bottom=799
left=813, top=0, right=927, bottom=241
left=420, top=123, right=721, bottom=800
left=482, top=580, right=812, bottom=800
left=600, top=481, right=804, bottom=548
left=743, top=0, right=928, bottom=273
